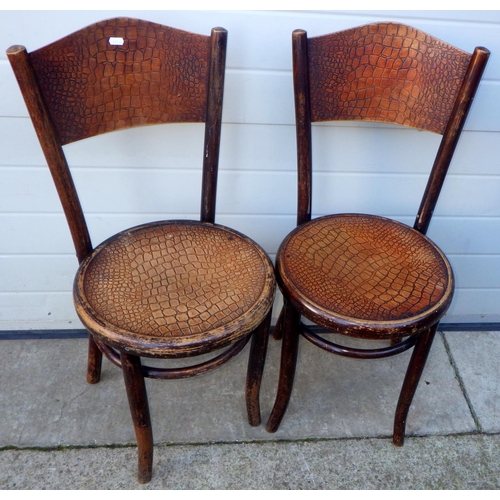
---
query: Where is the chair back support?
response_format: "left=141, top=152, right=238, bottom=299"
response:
left=293, top=22, right=490, bottom=231
left=7, top=18, right=227, bottom=261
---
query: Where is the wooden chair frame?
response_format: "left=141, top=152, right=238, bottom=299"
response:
left=7, top=18, right=275, bottom=483
left=266, top=23, right=489, bottom=445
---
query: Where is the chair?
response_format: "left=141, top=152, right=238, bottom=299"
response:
left=7, top=17, right=275, bottom=483
left=266, top=22, right=489, bottom=444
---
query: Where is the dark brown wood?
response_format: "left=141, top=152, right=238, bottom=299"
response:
left=121, top=352, right=153, bottom=484
left=86, top=335, right=103, bottom=384
left=267, top=22, right=489, bottom=444
left=143, top=337, right=250, bottom=379
left=266, top=300, right=300, bottom=433
left=201, top=28, right=227, bottom=224
left=271, top=304, right=285, bottom=340
left=414, top=46, right=491, bottom=234
left=301, top=323, right=418, bottom=359
left=292, top=30, right=312, bottom=226
left=8, top=18, right=276, bottom=483
left=92, top=332, right=252, bottom=378
left=246, top=308, right=273, bottom=426
left=393, top=323, right=438, bottom=446
left=6, top=45, right=93, bottom=264
left=6, top=44, right=100, bottom=387
left=292, top=30, right=313, bottom=227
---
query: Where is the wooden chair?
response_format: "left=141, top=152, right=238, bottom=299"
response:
left=266, top=22, right=489, bottom=444
left=7, top=17, right=275, bottom=483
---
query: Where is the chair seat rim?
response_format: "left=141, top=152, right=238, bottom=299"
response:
left=276, top=213, right=454, bottom=339
left=74, top=219, right=276, bottom=357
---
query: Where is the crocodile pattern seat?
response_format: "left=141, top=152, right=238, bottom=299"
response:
left=277, top=214, right=453, bottom=337
left=75, top=221, right=275, bottom=356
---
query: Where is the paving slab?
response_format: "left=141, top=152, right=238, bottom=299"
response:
left=444, top=330, right=500, bottom=433
left=2, top=434, right=500, bottom=489
left=266, top=332, right=476, bottom=440
left=2, top=331, right=499, bottom=489
left=0, top=332, right=475, bottom=448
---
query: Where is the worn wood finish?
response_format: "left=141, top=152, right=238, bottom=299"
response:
left=7, top=18, right=276, bottom=483
left=301, top=323, right=419, bottom=359
left=201, top=28, right=226, bottom=224
left=74, top=221, right=275, bottom=357
left=246, top=308, right=273, bottom=426
left=6, top=45, right=93, bottom=263
left=267, top=23, right=489, bottom=443
left=393, top=323, right=438, bottom=446
left=6, top=44, right=101, bottom=385
left=292, top=30, right=313, bottom=226
left=266, top=299, right=300, bottom=433
left=414, top=45, right=491, bottom=235
left=271, top=305, right=285, bottom=341
left=121, top=352, right=153, bottom=483
left=86, top=337, right=103, bottom=384
left=277, top=214, right=454, bottom=338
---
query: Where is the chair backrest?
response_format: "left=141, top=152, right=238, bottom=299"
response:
left=7, top=17, right=227, bottom=262
left=292, top=22, right=489, bottom=232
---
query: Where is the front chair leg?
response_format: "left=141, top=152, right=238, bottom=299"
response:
left=121, top=351, right=154, bottom=484
left=246, top=308, right=273, bottom=426
left=86, top=333, right=103, bottom=384
left=393, top=323, right=438, bottom=446
left=265, top=300, right=301, bottom=433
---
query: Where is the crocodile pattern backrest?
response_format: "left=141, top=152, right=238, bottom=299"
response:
left=308, top=22, right=472, bottom=134
left=29, top=18, right=211, bottom=145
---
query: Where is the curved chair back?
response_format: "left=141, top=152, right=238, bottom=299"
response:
left=292, top=23, right=489, bottom=231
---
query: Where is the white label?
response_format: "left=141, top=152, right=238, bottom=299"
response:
left=109, top=37, right=124, bottom=46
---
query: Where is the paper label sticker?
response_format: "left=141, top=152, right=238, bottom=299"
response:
left=109, top=37, right=124, bottom=46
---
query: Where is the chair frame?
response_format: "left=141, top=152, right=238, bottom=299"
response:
left=266, top=24, right=490, bottom=445
left=7, top=18, right=275, bottom=483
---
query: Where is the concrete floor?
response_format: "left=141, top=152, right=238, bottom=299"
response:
left=1, top=330, right=500, bottom=489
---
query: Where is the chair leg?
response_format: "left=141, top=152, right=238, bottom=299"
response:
left=246, top=309, right=273, bottom=426
left=393, top=323, right=438, bottom=447
left=86, top=333, right=103, bottom=384
left=121, top=351, right=154, bottom=484
left=265, top=301, right=301, bottom=433
left=271, top=304, right=285, bottom=340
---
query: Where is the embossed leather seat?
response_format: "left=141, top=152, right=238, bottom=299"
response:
left=7, top=17, right=275, bottom=483
left=266, top=23, right=489, bottom=444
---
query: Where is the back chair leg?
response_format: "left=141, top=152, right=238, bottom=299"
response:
left=271, top=304, right=286, bottom=340
left=86, top=334, right=103, bottom=384
left=246, top=309, right=273, bottom=426
left=121, top=352, right=154, bottom=484
left=393, top=323, right=439, bottom=446
left=266, top=300, right=301, bottom=433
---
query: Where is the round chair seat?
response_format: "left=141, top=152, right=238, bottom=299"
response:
left=276, top=214, right=454, bottom=338
left=74, top=220, right=275, bottom=357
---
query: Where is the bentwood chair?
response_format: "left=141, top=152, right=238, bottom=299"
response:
left=7, top=17, right=275, bottom=483
left=266, top=22, right=489, bottom=444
